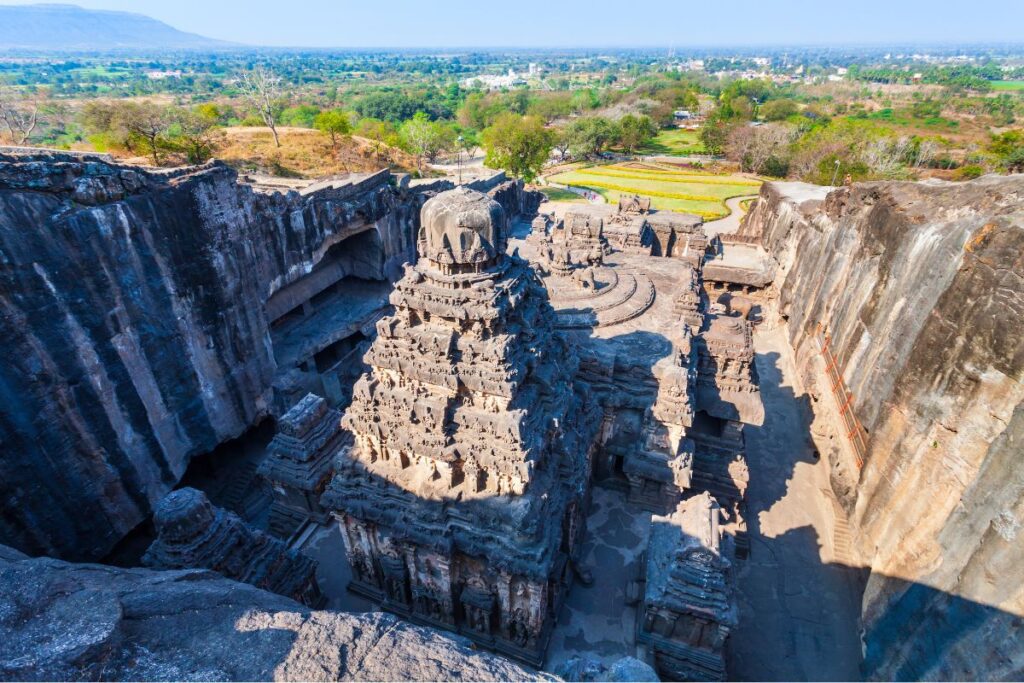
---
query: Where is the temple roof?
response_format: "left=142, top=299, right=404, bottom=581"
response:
left=420, top=187, right=506, bottom=266
left=645, top=492, right=738, bottom=626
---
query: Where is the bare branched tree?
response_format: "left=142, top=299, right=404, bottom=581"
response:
left=863, top=136, right=913, bottom=177
left=119, top=102, right=172, bottom=166
left=726, top=123, right=796, bottom=174
left=239, top=67, right=283, bottom=148
left=0, top=86, right=40, bottom=145
left=914, top=139, right=939, bottom=168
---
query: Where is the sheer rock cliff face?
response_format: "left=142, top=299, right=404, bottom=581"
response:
left=0, top=155, right=417, bottom=562
left=0, top=544, right=550, bottom=681
left=745, top=177, right=1024, bottom=680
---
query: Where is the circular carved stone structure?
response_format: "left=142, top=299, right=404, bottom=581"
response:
left=420, top=187, right=507, bottom=271
left=151, top=487, right=216, bottom=545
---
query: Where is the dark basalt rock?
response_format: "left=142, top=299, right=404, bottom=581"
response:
left=259, top=393, right=344, bottom=538
left=744, top=175, right=1024, bottom=681
left=142, top=487, right=324, bottom=607
left=0, top=154, right=415, bottom=561
left=321, top=188, right=600, bottom=665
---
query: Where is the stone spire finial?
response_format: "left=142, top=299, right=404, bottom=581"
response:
left=143, top=487, right=324, bottom=607
left=420, top=187, right=507, bottom=269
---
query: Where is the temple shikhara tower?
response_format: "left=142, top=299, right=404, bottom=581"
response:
left=322, top=187, right=600, bottom=665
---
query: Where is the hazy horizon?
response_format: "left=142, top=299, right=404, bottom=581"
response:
left=1, top=0, right=1022, bottom=49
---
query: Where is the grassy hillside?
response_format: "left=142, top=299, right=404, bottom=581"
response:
left=214, top=127, right=418, bottom=178
left=634, top=128, right=706, bottom=155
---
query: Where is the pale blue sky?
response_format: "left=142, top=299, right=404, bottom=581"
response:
left=4, top=0, right=1023, bottom=47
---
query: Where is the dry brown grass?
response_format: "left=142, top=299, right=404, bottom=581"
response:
left=216, top=126, right=418, bottom=178
left=102, top=125, right=418, bottom=177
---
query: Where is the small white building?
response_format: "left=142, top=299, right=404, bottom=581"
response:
left=145, top=70, right=182, bottom=80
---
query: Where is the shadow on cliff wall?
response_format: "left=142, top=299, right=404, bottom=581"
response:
left=857, top=574, right=1024, bottom=681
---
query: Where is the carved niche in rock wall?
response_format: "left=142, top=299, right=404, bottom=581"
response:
left=503, top=577, right=543, bottom=649
left=460, top=574, right=497, bottom=637
left=412, top=553, right=454, bottom=625
left=379, top=542, right=410, bottom=606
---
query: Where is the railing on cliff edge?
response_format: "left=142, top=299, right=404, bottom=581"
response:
left=814, top=322, right=868, bottom=469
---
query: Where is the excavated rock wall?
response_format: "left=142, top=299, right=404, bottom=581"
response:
left=745, top=177, right=1024, bottom=680
left=0, top=154, right=418, bottom=562
left=0, top=544, right=551, bottom=681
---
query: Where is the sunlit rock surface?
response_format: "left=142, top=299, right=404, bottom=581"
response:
left=744, top=175, right=1024, bottom=680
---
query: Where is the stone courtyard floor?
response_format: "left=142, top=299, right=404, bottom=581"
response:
left=546, top=324, right=865, bottom=680
left=544, top=486, right=651, bottom=674
left=729, top=326, right=865, bottom=680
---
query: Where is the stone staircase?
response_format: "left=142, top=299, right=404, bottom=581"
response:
left=553, top=271, right=656, bottom=329
left=214, top=461, right=272, bottom=525
left=822, top=489, right=857, bottom=567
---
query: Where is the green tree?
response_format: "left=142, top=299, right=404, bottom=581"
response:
left=564, top=116, right=619, bottom=160
left=355, top=117, right=399, bottom=161
left=552, top=125, right=571, bottom=161
left=988, top=129, right=1024, bottom=171
left=80, top=101, right=172, bottom=165
left=122, top=102, right=172, bottom=165
left=617, top=114, right=658, bottom=155
left=314, top=109, right=352, bottom=148
left=400, top=112, right=456, bottom=175
left=700, top=115, right=733, bottom=156
left=481, top=113, right=553, bottom=183
left=570, top=88, right=599, bottom=114
left=280, top=104, right=321, bottom=128
left=526, top=93, right=573, bottom=123
left=760, top=99, right=798, bottom=122
left=167, top=107, right=221, bottom=164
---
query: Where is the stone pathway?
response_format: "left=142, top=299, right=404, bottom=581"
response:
left=545, top=487, right=652, bottom=674
left=728, top=327, right=865, bottom=681
left=704, top=194, right=759, bottom=238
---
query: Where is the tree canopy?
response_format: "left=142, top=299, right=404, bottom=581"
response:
left=481, top=113, right=553, bottom=183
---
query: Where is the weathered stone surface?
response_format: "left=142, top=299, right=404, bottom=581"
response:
left=695, top=315, right=764, bottom=427
left=0, top=544, right=553, bottom=681
left=745, top=175, right=1024, bottom=681
left=0, top=153, right=419, bottom=561
left=322, top=187, right=600, bottom=665
left=259, top=393, right=343, bottom=537
left=143, top=488, right=324, bottom=607
left=638, top=492, right=737, bottom=681
left=556, top=655, right=659, bottom=682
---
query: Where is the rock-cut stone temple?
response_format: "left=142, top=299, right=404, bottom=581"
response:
left=322, top=186, right=601, bottom=665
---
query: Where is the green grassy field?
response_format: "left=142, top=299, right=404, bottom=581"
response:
left=634, top=128, right=705, bottom=155
left=548, top=163, right=760, bottom=219
left=540, top=186, right=588, bottom=203
left=992, top=80, right=1024, bottom=91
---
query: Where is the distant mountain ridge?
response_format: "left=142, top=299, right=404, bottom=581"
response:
left=0, top=3, right=236, bottom=50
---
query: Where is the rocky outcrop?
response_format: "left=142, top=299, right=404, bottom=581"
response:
left=0, top=153, right=419, bottom=561
left=0, top=543, right=552, bottom=681
left=745, top=176, right=1024, bottom=680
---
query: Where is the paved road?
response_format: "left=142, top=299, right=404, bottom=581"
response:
left=704, top=195, right=759, bottom=238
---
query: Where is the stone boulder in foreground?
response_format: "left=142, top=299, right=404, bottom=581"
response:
left=0, top=545, right=553, bottom=681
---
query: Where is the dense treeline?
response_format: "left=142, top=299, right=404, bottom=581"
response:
left=849, top=63, right=1024, bottom=91
left=1, top=48, right=1022, bottom=184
